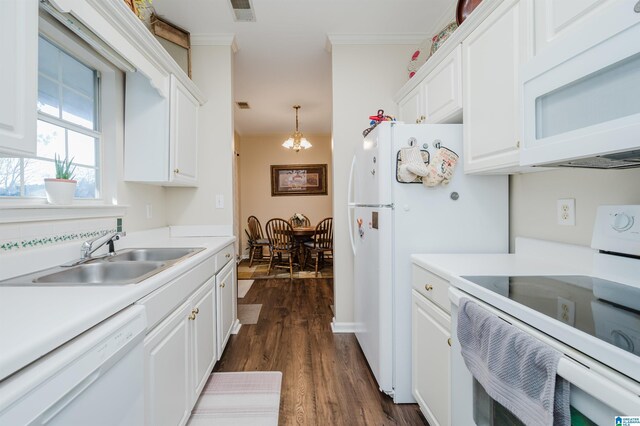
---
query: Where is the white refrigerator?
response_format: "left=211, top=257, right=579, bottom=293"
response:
left=348, top=122, right=508, bottom=403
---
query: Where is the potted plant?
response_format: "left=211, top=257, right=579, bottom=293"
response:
left=44, top=154, right=77, bottom=205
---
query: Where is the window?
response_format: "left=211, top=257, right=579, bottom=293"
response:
left=0, top=36, right=101, bottom=199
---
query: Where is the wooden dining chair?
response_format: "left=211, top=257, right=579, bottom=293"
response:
left=247, top=216, right=270, bottom=267
left=265, top=218, right=298, bottom=278
left=303, top=217, right=333, bottom=276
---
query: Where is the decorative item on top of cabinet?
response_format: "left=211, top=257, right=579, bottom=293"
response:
left=151, top=13, right=192, bottom=78
left=462, top=0, right=531, bottom=174
left=0, top=0, right=37, bottom=156
left=457, top=0, right=484, bottom=25
left=125, top=73, right=199, bottom=186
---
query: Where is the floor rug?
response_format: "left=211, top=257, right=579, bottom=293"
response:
left=238, top=259, right=333, bottom=280
left=238, top=304, right=262, bottom=325
left=187, top=372, right=282, bottom=426
left=238, top=280, right=254, bottom=298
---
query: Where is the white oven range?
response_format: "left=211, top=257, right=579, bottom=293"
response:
left=449, top=205, right=640, bottom=425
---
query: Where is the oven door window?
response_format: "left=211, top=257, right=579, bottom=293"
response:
left=473, top=379, right=616, bottom=426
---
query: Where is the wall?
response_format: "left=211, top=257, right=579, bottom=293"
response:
left=510, top=168, right=640, bottom=249
left=331, top=43, right=416, bottom=326
left=165, top=44, right=235, bottom=235
left=237, top=133, right=332, bottom=254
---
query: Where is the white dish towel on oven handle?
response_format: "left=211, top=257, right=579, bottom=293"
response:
left=457, top=298, right=570, bottom=426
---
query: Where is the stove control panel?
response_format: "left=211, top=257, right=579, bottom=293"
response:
left=591, top=205, right=640, bottom=256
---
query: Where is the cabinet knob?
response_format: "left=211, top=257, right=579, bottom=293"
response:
left=447, top=338, right=452, bottom=347
left=174, top=168, right=180, bottom=174
left=420, top=115, right=426, bottom=122
left=225, top=253, right=231, bottom=258
left=425, top=284, right=433, bottom=291
left=220, top=282, right=225, bottom=288
left=188, top=312, right=196, bottom=321
left=194, top=308, right=199, bottom=314
left=516, top=141, right=520, bottom=148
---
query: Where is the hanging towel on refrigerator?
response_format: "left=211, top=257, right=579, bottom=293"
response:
left=457, top=298, right=570, bottom=426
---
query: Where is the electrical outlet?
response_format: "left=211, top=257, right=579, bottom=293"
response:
left=146, top=204, right=153, bottom=219
left=557, top=198, right=575, bottom=226
left=557, top=297, right=575, bottom=326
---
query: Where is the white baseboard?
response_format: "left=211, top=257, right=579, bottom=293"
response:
left=231, top=319, right=242, bottom=334
left=331, top=320, right=356, bottom=333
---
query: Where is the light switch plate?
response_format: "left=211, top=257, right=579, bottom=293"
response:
left=215, top=194, right=224, bottom=209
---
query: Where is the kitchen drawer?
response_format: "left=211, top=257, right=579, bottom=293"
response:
left=138, top=256, right=216, bottom=330
left=214, top=244, right=234, bottom=273
left=412, top=264, right=450, bottom=313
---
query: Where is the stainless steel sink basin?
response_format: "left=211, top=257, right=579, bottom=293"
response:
left=107, top=247, right=202, bottom=262
left=32, top=261, right=165, bottom=285
left=0, top=247, right=205, bottom=286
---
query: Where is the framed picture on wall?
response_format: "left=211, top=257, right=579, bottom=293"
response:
left=271, top=164, right=327, bottom=196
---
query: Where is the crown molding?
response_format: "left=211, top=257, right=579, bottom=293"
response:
left=191, top=34, right=239, bottom=53
left=325, top=33, right=429, bottom=52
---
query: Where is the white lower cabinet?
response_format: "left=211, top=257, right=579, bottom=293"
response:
left=411, top=264, right=451, bottom=426
left=216, top=259, right=236, bottom=359
left=144, top=301, right=192, bottom=426
left=144, top=277, right=215, bottom=426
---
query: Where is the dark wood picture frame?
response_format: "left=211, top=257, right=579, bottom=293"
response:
left=271, top=164, right=328, bottom=197
left=150, top=14, right=192, bottom=78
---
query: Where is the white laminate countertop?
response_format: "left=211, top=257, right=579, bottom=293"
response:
left=0, top=228, right=235, bottom=381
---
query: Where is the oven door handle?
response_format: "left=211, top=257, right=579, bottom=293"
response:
left=557, top=357, right=639, bottom=414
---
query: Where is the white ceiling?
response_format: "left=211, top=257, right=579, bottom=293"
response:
left=151, top=0, right=455, bottom=136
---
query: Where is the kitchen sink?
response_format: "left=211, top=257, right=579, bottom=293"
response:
left=0, top=247, right=205, bottom=286
left=32, top=261, right=165, bottom=285
left=107, top=247, right=202, bottom=262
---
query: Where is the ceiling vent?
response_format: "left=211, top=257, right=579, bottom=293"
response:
left=236, top=101, right=251, bottom=109
left=229, top=0, right=255, bottom=22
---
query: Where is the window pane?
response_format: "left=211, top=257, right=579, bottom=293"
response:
left=24, top=159, right=55, bottom=197
left=67, top=130, right=96, bottom=167
left=62, top=88, right=95, bottom=129
left=74, top=166, right=96, bottom=198
left=38, top=37, right=58, bottom=79
left=37, top=120, right=65, bottom=160
left=38, top=75, right=60, bottom=117
left=0, top=157, right=22, bottom=196
left=61, top=52, right=95, bottom=98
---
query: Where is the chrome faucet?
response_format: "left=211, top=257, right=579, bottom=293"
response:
left=80, top=231, right=127, bottom=260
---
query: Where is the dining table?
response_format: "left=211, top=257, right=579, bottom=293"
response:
left=291, top=226, right=315, bottom=270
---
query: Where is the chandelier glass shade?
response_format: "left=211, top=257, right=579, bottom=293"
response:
left=282, top=105, right=312, bottom=152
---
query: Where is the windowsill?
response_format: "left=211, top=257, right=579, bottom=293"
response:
left=0, top=203, right=128, bottom=223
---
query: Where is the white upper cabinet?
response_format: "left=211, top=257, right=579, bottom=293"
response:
left=125, top=73, right=199, bottom=186
left=0, top=0, right=37, bottom=156
left=398, top=45, right=462, bottom=125
left=532, top=0, right=617, bottom=55
left=422, top=45, right=462, bottom=124
left=462, top=0, right=531, bottom=174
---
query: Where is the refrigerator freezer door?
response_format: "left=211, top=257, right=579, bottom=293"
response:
left=354, top=206, right=394, bottom=395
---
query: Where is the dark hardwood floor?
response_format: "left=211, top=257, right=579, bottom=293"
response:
left=215, top=278, right=427, bottom=426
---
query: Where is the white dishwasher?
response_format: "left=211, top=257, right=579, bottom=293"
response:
left=0, top=305, right=146, bottom=425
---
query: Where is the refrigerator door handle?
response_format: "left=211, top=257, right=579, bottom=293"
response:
left=348, top=156, right=357, bottom=255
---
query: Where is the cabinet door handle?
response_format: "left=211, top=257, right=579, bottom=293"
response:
left=194, top=308, right=199, bottom=314
left=425, top=284, right=433, bottom=291
left=188, top=311, right=196, bottom=320
left=220, top=282, right=225, bottom=288
left=174, top=168, right=180, bottom=174
left=447, top=338, right=452, bottom=347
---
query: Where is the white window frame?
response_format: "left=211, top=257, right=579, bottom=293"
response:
left=0, top=12, right=124, bottom=221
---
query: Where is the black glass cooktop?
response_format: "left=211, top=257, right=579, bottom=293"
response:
left=460, top=275, right=640, bottom=358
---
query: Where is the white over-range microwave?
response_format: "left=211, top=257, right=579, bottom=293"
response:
left=520, top=1, right=640, bottom=169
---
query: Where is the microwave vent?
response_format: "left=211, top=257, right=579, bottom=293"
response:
left=541, top=149, right=640, bottom=169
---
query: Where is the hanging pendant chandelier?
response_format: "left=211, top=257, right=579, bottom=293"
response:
left=282, top=105, right=312, bottom=152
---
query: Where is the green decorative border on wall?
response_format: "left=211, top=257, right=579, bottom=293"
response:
left=0, top=228, right=117, bottom=252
